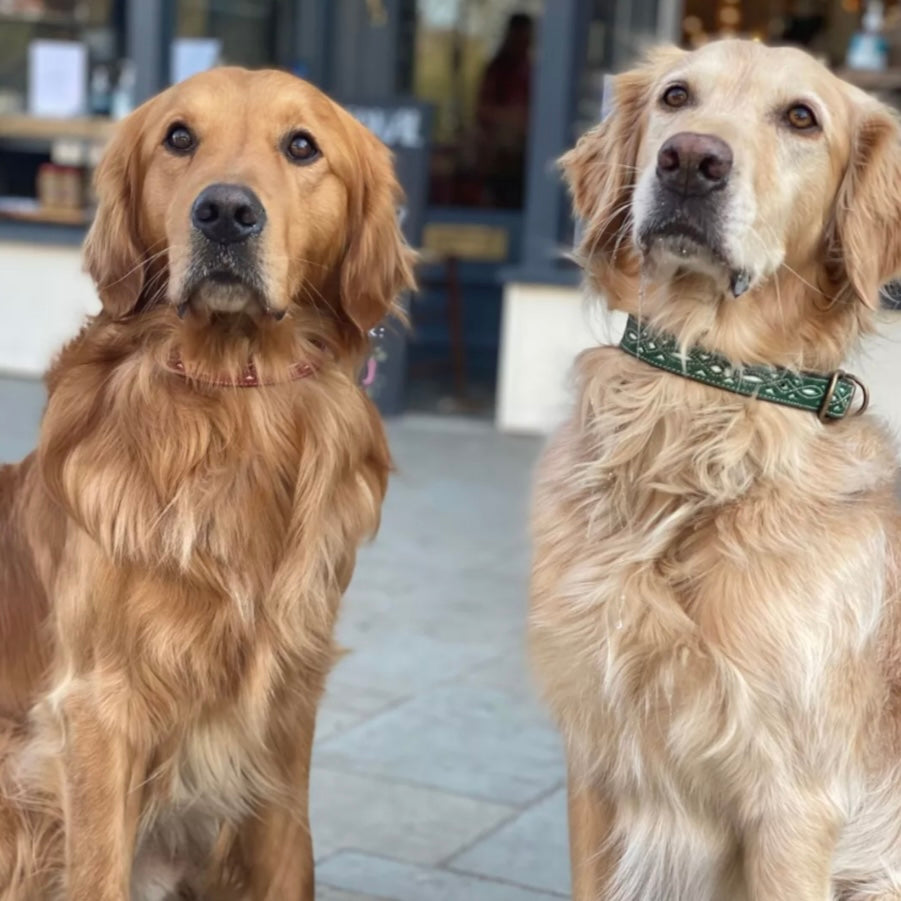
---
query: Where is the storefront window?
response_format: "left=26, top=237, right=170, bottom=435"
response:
left=0, top=1, right=128, bottom=226
left=678, top=1, right=899, bottom=67
left=0, top=0, right=125, bottom=115
left=414, top=0, right=544, bottom=209
left=174, top=0, right=291, bottom=73
left=556, top=0, right=659, bottom=248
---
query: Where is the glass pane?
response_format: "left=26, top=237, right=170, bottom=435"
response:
left=174, top=0, right=288, bottom=70
left=676, top=1, right=901, bottom=67
left=0, top=0, right=125, bottom=108
left=413, top=0, right=544, bottom=209
left=0, top=1, right=125, bottom=227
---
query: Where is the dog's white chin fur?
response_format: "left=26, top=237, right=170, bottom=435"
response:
left=641, top=238, right=736, bottom=295
left=192, top=280, right=262, bottom=315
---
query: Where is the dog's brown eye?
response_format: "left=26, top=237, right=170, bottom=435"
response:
left=786, top=104, right=818, bottom=131
left=662, top=85, right=689, bottom=108
left=164, top=124, right=196, bottom=153
left=285, top=131, right=320, bottom=164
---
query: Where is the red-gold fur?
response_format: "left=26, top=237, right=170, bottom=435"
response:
left=531, top=41, right=901, bottom=900
left=0, top=68, right=414, bottom=900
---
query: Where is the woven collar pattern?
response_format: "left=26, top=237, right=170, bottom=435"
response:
left=618, top=315, right=865, bottom=421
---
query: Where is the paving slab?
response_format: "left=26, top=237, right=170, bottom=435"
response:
left=310, top=767, right=515, bottom=866
left=0, top=377, right=44, bottom=464
left=317, top=851, right=567, bottom=901
left=317, top=887, right=388, bottom=901
left=447, top=788, right=571, bottom=897
left=316, top=679, right=564, bottom=807
left=316, top=681, right=405, bottom=745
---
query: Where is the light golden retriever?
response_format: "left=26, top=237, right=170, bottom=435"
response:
left=0, top=67, right=413, bottom=900
left=530, top=40, right=901, bottom=901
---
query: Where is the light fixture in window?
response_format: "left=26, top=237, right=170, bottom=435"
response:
left=719, top=6, right=741, bottom=26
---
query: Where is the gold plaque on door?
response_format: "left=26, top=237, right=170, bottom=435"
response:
left=422, top=224, right=509, bottom=262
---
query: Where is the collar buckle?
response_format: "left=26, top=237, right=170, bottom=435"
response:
left=818, top=370, right=870, bottom=422
left=818, top=370, right=844, bottom=422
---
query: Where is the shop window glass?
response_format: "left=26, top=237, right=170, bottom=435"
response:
left=414, top=0, right=544, bottom=209
left=678, top=1, right=899, bottom=67
left=0, top=1, right=127, bottom=226
left=0, top=0, right=125, bottom=114
left=174, top=0, right=289, bottom=72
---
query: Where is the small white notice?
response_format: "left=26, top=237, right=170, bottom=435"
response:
left=28, top=40, right=88, bottom=118
left=171, top=38, right=222, bottom=84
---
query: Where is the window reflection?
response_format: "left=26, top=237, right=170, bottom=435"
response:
left=0, top=0, right=124, bottom=104
left=413, top=0, right=543, bottom=210
left=175, top=0, right=289, bottom=70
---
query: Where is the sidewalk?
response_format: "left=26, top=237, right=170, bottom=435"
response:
left=0, top=379, right=570, bottom=901
left=314, top=415, right=567, bottom=901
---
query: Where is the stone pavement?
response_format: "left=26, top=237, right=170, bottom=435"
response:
left=0, top=377, right=570, bottom=901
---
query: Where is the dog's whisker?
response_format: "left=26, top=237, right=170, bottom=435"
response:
left=95, top=244, right=173, bottom=292
left=751, top=220, right=834, bottom=302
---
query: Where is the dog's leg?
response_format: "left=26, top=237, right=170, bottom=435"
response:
left=743, top=803, right=839, bottom=901
left=568, top=768, right=618, bottom=901
left=62, top=704, right=147, bottom=901
left=240, top=706, right=315, bottom=901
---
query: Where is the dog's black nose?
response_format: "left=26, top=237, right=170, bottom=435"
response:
left=191, top=183, right=266, bottom=244
left=656, top=132, right=733, bottom=196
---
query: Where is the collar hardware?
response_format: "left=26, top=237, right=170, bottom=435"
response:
left=619, top=315, right=867, bottom=422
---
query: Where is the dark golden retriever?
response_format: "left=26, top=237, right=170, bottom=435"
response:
left=0, top=67, right=413, bottom=900
left=531, top=40, right=901, bottom=900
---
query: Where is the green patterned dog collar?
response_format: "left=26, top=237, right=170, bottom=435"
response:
left=619, top=315, right=868, bottom=421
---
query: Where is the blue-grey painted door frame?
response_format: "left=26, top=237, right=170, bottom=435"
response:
left=128, top=0, right=174, bottom=104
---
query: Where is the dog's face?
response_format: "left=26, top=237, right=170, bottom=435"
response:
left=564, top=40, right=901, bottom=317
left=84, top=68, right=413, bottom=336
left=631, top=41, right=851, bottom=296
left=141, top=68, right=356, bottom=319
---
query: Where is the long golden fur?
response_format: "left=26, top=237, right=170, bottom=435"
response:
left=530, top=40, right=901, bottom=900
left=0, top=67, right=414, bottom=900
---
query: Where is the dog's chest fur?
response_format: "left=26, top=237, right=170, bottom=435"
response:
left=530, top=348, right=897, bottom=892
left=32, top=364, right=386, bottom=836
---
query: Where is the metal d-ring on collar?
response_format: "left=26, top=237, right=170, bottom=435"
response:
left=817, top=369, right=869, bottom=422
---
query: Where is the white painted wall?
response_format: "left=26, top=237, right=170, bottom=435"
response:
left=850, top=316, right=901, bottom=445
left=0, top=242, right=99, bottom=377
left=496, top=281, right=623, bottom=433
left=497, top=280, right=901, bottom=442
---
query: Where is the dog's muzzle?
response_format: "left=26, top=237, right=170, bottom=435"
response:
left=179, top=182, right=273, bottom=316
left=637, top=131, right=745, bottom=290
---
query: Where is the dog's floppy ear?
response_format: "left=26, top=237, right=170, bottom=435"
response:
left=340, top=125, right=417, bottom=334
left=561, top=46, right=684, bottom=262
left=829, top=104, right=901, bottom=308
left=83, top=103, right=151, bottom=318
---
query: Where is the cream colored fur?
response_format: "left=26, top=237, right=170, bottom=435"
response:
left=530, top=40, right=901, bottom=901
